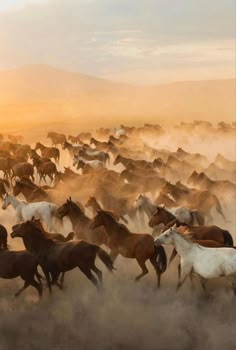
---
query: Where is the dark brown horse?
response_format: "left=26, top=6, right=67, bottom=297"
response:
left=90, top=210, right=167, bottom=287
left=31, top=217, right=74, bottom=242
left=57, top=198, right=107, bottom=246
left=0, top=224, right=8, bottom=249
left=11, top=220, right=114, bottom=292
left=35, top=142, right=60, bottom=163
left=0, top=240, right=42, bottom=297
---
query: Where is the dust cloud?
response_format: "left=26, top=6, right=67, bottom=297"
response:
left=0, top=121, right=235, bottom=350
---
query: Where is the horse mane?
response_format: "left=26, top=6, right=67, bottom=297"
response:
left=27, top=221, right=54, bottom=243
left=173, top=227, right=194, bottom=242
left=101, top=210, right=131, bottom=233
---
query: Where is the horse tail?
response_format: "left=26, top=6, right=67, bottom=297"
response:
left=96, top=247, right=115, bottom=272
left=65, top=232, right=75, bottom=241
left=169, top=248, right=178, bottom=265
left=223, top=230, right=234, bottom=246
left=154, top=245, right=167, bottom=273
left=214, top=195, right=227, bottom=221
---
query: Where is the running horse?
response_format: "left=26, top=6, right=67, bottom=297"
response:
left=90, top=210, right=167, bottom=288
left=11, top=220, right=114, bottom=292
left=155, top=227, right=236, bottom=294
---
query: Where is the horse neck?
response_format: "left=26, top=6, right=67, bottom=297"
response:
left=23, top=231, right=53, bottom=254
left=143, top=197, right=156, bottom=216
left=69, top=206, right=89, bottom=228
left=172, top=232, right=193, bottom=257
left=163, top=209, right=176, bottom=224
left=101, top=214, right=121, bottom=237
left=7, top=196, right=22, bottom=209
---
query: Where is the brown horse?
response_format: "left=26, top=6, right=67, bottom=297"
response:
left=11, top=220, right=114, bottom=292
left=161, top=182, right=226, bottom=222
left=148, top=205, right=205, bottom=229
left=31, top=217, right=74, bottom=243
left=85, top=196, right=128, bottom=224
left=13, top=177, right=50, bottom=202
left=0, top=224, right=8, bottom=249
left=0, top=243, right=42, bottom=297
left=57, top=198, right=107, bottom=246
left=90, top=210, right=167, bottom=287
left=35, top=142, right=60, bottom=163
left=32, top=157, right=57, bottom=183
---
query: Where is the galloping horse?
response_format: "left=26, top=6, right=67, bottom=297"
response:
left=11, top=220, right=114, bottom=292
left=90, top=210, right=167, bottom=287
left=2, top=193, right=58, bottom=232
left=155, top=227, right=236, bottom=294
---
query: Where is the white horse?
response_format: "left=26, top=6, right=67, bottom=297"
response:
left=154, top=226, right=236, bottom=293
left=2, top=193, right=58, bottom=232
left=73, top=155, right=104, bottom=169
left=136, top=194, right=203, bottom=225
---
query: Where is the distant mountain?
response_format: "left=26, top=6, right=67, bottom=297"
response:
left=0, top=64, right=234, bottom=129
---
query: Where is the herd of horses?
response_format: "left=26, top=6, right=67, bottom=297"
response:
left=0, top=122, right=235, bottom=299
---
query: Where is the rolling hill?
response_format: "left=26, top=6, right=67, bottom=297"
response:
left=0, top=64, right=234, bottom=130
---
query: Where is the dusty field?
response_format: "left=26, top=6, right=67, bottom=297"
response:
left=0, top=121, right=235, bottom=350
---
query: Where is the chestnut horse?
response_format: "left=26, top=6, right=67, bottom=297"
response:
left=11, top=220, right=114, bottom=292
left=90, top=210, right=167, bottom=287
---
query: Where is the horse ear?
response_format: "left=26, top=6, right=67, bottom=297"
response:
left=69, top=196, right=72, bottom=201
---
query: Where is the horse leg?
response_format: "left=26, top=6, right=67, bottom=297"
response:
left=60, top=273, right=65, bottom=287
left=79, top=266, right=99, bottom=290
left=30, top=278, right=43, bottom=297
left=42, top=267, right=52, bottom=294
left=15, top=281, right=30, bottom=297
left=199, top=276, right=208, bottom=293
left=176, top=265, right=192, bottom=291
left=91, top=264, right=103, bottom=285
left=135, top=258, right=148, bottom=281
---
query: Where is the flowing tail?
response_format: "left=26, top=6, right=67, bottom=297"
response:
left=155, top=245, right=167, bottom=273
left=96, top=247, right=115, bottom=272
left=65, top=232, right=75, bottom=241
left=223, top=230, right=234, bottom=246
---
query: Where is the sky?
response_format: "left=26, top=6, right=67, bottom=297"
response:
left=0, top=0, right=235, bottom=84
